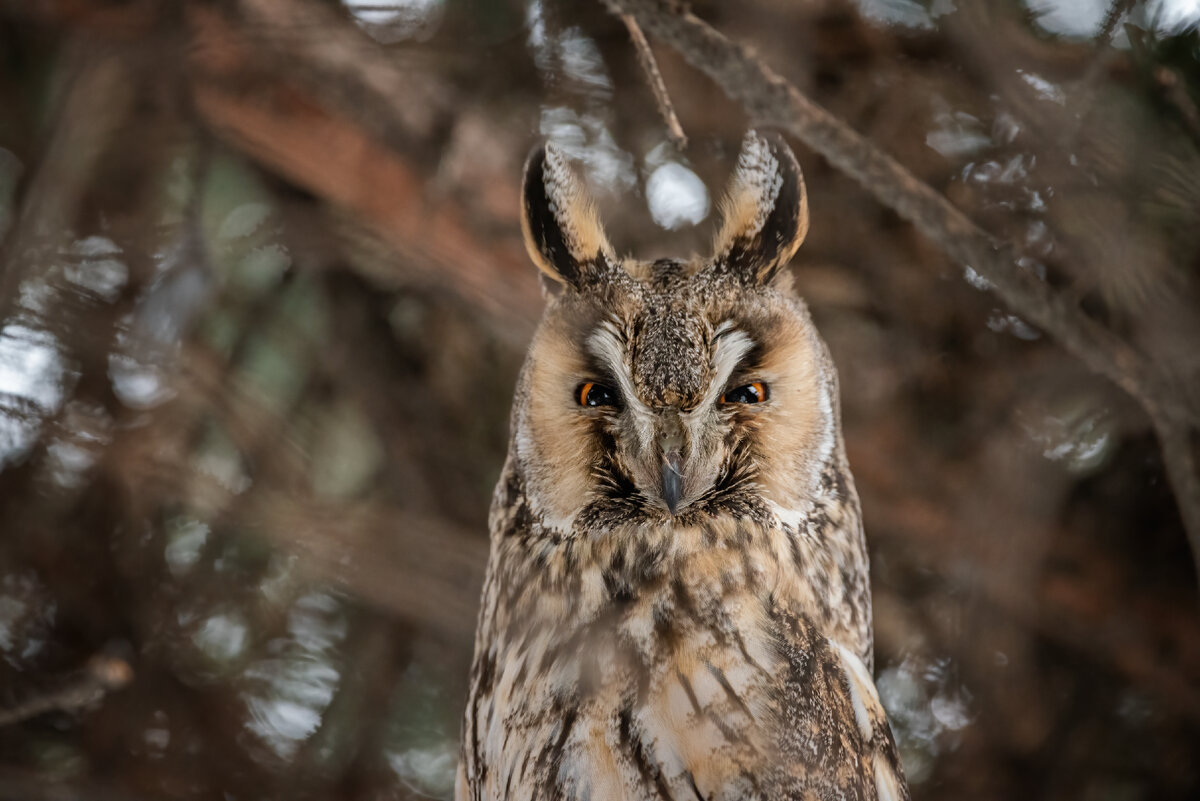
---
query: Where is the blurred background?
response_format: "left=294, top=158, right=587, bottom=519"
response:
left=0, top=0, right=1198, bottom=798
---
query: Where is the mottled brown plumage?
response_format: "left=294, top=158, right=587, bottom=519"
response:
left=459, top=132, right=909, bottom=801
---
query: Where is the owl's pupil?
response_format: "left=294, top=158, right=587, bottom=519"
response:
left=579, top=382, right=619, bottom=407
left=722, top=382, right=768, bottom=404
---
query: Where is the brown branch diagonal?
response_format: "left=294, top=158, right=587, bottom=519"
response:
left=602, top=0, right=1200, bottom=583
left=0, top=654, right=132, bottom=728
left=619, top=12, right=687, bottom=150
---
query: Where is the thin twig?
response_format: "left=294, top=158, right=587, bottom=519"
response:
left=619, top=13, right=687, bottom=150
left=601, top=0, right=1165, bottom=414
left=0, top=40, right=133, bottom=324
left=1096, top=0, right=1136, bottom=44
left=0, top=770, right=152, bottom=801
left=601, top=0, right=1200, bottom=581
left=0, top=654, right=133, bottom=728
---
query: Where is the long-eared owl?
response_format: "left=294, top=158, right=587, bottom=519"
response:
left=459, top=131, right=910, bottom=801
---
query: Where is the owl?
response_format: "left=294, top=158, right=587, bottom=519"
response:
left=458, top=131, right=909, bottom=801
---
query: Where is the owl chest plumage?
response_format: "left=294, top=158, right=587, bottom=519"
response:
left=459, top=460, right=894, bottom=801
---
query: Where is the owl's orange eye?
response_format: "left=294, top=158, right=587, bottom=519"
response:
left=577, top=382, right=619, bottom=407
left=720, top=382, right=768, bottom=404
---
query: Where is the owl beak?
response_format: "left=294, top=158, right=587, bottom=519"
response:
left=657, top=411, right=688, bottom=515
left=661, top=449, right=684, bottom=515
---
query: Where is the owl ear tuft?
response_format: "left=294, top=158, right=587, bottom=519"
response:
left=521, top=143, right=615, bottom=290
left=711, top=131, right=809, bottom=286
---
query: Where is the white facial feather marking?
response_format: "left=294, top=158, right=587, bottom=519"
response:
left=769, top=499, right=812, bottom=530
left=589, top=320, right=657, bottom=448
left=588, top=322, right=634, bottom=399
left=701, top=327, right=755, bottom=411
left=815, top=378, right=836, bottom=468
left=832, top=639, right=879, bottom=742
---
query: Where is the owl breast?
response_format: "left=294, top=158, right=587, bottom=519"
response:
left=460, top=459, right=886, bottom=801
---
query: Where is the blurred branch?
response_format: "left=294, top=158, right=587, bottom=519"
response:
left=1096, top=0, right=1136, bottom=43
left=143, top=461, right=488, bottom=639
left=0, top=41, right=133, bottom=320
left=106, top=341, right=488, bottom=639
left=851, top=426, right=1200, bottom=720
left=235, top=0, right=455, bottom=150
left=1156, top=66, right=1200, bottom=146
left=283, top=611, right=409, bottom=793
left=0, top=771, right=149, bottom=801
left=0, top=653, right=132, bottom=728
left=619, top=13, right=687, bottom=150
left=599, top=0, right=1183, bottom=417
left=0, top=0, right=157, bottom=37
left=603, top=0, right=1200, bottom=584
left=1156, top=419, right=1200, bottom=566
left=246, top=495, right=488, bottom=641
left=183, top=3, right=538, bottom=335
left=1068, top=0, right=1135, bottom=142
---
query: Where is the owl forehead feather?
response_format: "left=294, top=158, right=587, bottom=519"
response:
left=582, top=292, right=760, bottom=411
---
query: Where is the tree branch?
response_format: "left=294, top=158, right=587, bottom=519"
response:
left=602, top=0, right=1200, bottom=580
left=0, top=40, right=134, bottom=324
left=0, top=653, right=132, bottom=728
left=185, top=3, right=540, bottom=333
left=619, top=13, right=687, bottom=150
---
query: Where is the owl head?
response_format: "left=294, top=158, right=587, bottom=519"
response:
left=512, top=131, right=842, bottom=534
